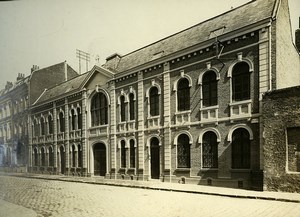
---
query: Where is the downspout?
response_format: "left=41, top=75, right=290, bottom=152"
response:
left=268, top=23, right=272, bottom=91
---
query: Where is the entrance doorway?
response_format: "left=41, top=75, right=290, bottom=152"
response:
left=60, top=146, right=65, bottom=174
left=150, top=137, right=160, bottom=179
left=93, top=143, right=106, bottom=176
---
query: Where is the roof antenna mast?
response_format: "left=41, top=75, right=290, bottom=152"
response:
left=76, top=49, right=90, bottom=74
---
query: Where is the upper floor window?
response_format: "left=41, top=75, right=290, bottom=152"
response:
left=91, top=92, right=108, bottom=126
left=202, top=131, right=218, bottom=168
left=149, top=87, right=159, bottom=116
left=33, top=119, right=39, bottom=137
left=77, top=108, right=82, bottom=130
left=40, top=117, right=45, bottom=136
left=177, top=78, right=190, bottom=111
left=59, top=112, right=65, bottom=133
left=232, top=128, right=250, bottom=169
left=202, top=71, right=218, bottom=107
left=177, top=134, right=191, bottom=168
left=120, top=95, right=126, bottom=122
left=71, top=109, right=76, bottom=131
left=48, top=115, right=53, bottom=134
left=232, top=62, right=250, bottom=102
left=129, top=93, right=135, bottom=121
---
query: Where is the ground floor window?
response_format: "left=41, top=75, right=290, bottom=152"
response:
left=232, top=128, right=250, bottom=169
left=177, top=134, right=191, bottom=168
left=202, top=131, right=218, bottom=168
left=287, top=127, right=300, bottom=172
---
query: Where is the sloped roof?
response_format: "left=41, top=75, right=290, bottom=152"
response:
left=104, top=0, right=277, bottom=73
left=34, top=72, right=89, bottom=105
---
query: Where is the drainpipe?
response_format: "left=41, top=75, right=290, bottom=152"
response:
left=268, top=23, right=272, bottom=91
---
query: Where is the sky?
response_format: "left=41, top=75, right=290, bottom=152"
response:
left=0, top=0, right=299, bottom=89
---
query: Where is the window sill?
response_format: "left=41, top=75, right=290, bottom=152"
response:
left=230, top=169, right=251, bottom=173
left=175, top=168, right=191, bottom=172
left=229, top=99, right=252, bottom=106
left=200, top=168, right=218, bottom=171
left=175, top=110, right=191, bottom=115
left=200, top=105, right=219, bottom=111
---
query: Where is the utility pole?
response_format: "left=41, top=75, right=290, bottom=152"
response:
left=76, top=49, right=90, bottom=74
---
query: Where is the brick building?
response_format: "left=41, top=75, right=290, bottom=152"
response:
left=28, top=0, right=300, bottom=190
left=0, top=62, right=78, bottom=170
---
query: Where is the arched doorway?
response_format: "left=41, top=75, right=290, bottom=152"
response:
left=93, top=143, right=106, bottom=176
left=150, top=137, right=160, bottom=179
left=60, top=146, right=65, bottom=174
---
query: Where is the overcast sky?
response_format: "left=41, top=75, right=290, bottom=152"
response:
left=0, top=0, right=299, bottom=89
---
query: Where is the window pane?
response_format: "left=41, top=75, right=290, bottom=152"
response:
left=129, top=94, right=135, bottom=120
left=232, top=63, right=250, bottom=101
left=232, top=128, right=250, bottom=169
left=202, top=132, right=218, bottom=168
left=121, top=141, right=126, bottom=168
left=177, top=134, right=190, bottom=168
left=150, top=87, right=159, bottom=116
left=120, top=96, right=126, bottom=122
left=130, top=140, right=135, bottom=168
left=177, top=79, right=190, bottom=111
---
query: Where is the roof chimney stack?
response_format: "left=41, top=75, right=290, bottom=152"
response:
left=64, top=60, right=68, bottom=81
left=296, top=17, right=300, bottom=53
left=31, top=65, right=39, bottom=73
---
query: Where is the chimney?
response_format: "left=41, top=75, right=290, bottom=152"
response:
left=105, top=53, right=122, bottom=70
left=31, top=65, right=39, bottom=73
left=64, top=60, right=68, bottom=81
left=17, top=73, right=24, bottom=81
left=296, top=17, right=300, bottom=52
left=5, top=81, right=13, bottom=90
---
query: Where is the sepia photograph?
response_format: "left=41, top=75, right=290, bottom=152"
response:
left=0, top=0, right=300, bottom=216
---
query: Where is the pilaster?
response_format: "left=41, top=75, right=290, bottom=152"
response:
left=137, top=71, right=145, bottom=179
left=64, top=98, right=70, bottom=174
left=109, top=81, right=117, bottom=177
left=53, top=102, right=58, bottom=170
left=81, top=89, right=88, bottom=175
left=162, top=62, right=172, bottom=181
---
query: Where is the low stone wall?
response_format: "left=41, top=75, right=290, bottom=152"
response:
left=263, top=86, right=300, bottom=192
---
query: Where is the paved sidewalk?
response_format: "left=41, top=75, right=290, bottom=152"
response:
left=2, top=172, right=300, bottom=203
left=0, top=199, right=37, bottom=217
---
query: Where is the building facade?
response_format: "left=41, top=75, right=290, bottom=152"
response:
left=0, top=62, right=78, bottom=170
left=27, top=0, right=300, bottom=190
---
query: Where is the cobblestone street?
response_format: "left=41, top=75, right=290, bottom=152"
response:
left=0, top=175, right=300, bottom=217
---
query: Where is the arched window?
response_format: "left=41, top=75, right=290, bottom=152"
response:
left=202, top=132, right=218, bottom=168
left=71, top=109, right=76, bottom=131
left=77, top=108, right=82, bottom=130
left=121, top=140, right=126, bottom=168
left=78, top=144, right=82, bottom=167
left=129, top=139, right=135, bottom=168
left=33, top=148, right=38, bottom=166
left=232, top=128, right=250, bottom=169
left=149, top=87, right=159, bottom=116
left=91, top=92, right=108, bottom=126
left=177, top=134, right=191, bottom=168
left=59, top=112, right=65, bottom=132
left=49, top=146, right=54, bottom=167
left=40, top=118, right=45, bottom=136
left=33, top=119, right=39, bottom=137
left=129, top=93, right=135, bottom=120
left=41, top=147, right=45, bottom=166
left=177, top=78, right=190, bottom=111
left=232, top=62, right=250, bottom=101
left=202, top=71, right=218, bottom=107
left=120, top=95, right=126, bottom=122
left=48, top=115, right=53, bottom=134
left=72, top=145, right=76, bottom=167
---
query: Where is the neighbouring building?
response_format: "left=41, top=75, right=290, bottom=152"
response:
left=263, top=86, right=300, bottom=193
left=0, top=62, right=78, bottom=170
left=27, top=0, right=300, bottom=191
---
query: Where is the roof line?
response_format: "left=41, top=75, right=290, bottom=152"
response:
left=33, top=88, right=47, bottom=106
left=119, top=0, right=259, bottom=59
